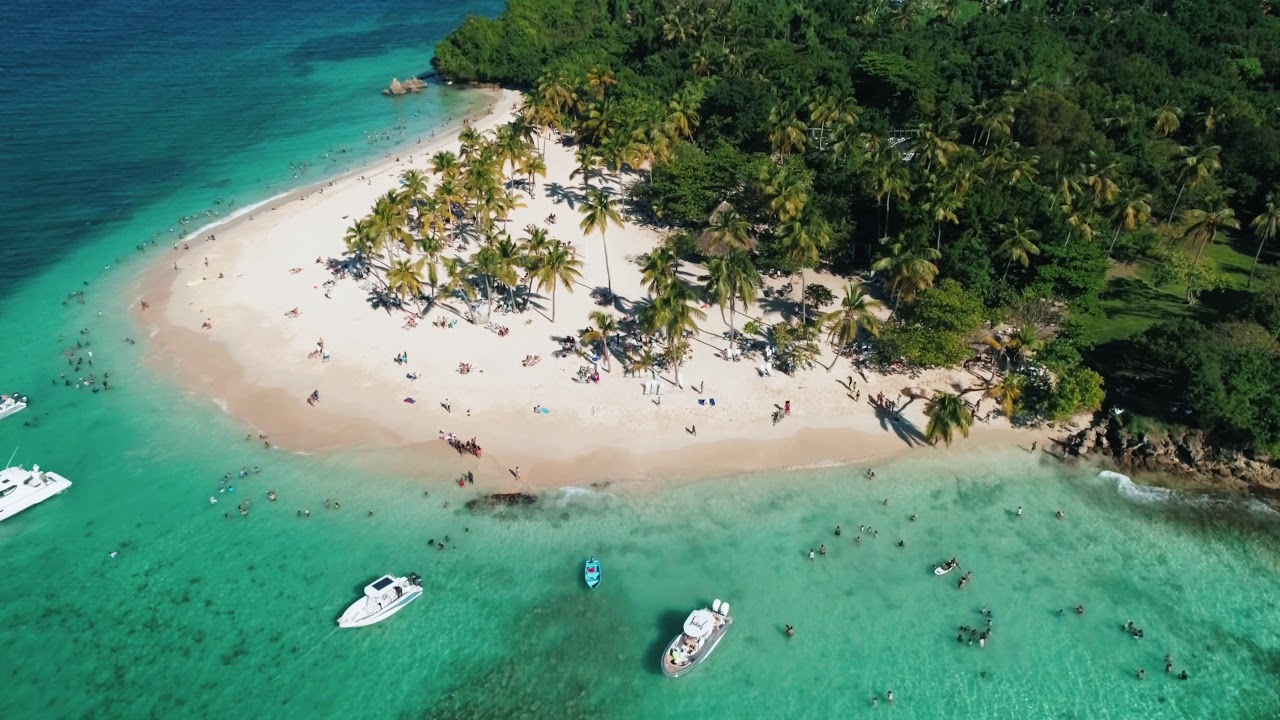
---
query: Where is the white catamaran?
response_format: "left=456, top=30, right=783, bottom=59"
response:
left=0, top=464, right=72, bottom=522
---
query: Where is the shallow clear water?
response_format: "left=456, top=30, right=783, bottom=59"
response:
left=1, top=2, right=1279, bottom=719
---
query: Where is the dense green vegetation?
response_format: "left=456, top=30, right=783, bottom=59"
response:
left=433, top=0, right=1280, bottom=452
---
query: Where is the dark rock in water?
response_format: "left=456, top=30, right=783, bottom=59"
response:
left=466, top=493, right=536, bottom=510
left=1059, top=415, right=1280, bottom=507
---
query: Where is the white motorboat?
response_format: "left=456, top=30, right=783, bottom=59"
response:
left=0, top=464, right=72, bottom=522
left=661, top=599, right=733, bottom=678
left=0, top=393, right=28, bottom=421
left=337, top=573, right=423, bottom=628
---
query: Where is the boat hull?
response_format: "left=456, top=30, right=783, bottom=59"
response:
left=337, top=587, right=422, bottom=628
left=0, top=469, right=71, bottom=522
left=0, top=401, right=26, bottom=421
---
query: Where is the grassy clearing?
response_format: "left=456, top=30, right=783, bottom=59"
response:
left=1073, top=234, right=1259, bottom=345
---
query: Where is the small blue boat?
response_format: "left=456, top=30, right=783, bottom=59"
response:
left=584, top=557, right=601, bottom=590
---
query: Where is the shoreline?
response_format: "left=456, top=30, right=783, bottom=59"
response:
left=130, top=87, right=1061, bottom=493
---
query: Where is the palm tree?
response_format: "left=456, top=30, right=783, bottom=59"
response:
left=1181, top=193, right=1241, bottom=264
left=823, top=283, right=882, bottom=367
left=666, top=88, right=701, bottom=141
left=343, top=216, right=378, bottom=262
left=582, top=311, right=618, bottom=370
left=1152, top=103, right=1182, bottom=137
left=761, top=164, right=810, bottom=224
left=641, top=244, right=682, bottom=295
left=983, top=374, right=1024, bottom=418
left=872, top=145, right=911, bottom=236
left=643, top=281, right=705, bottom=387
left=768, top=106, right=807, bottom=158
left=492, top=233, right=525, bottom=311
left=469, top=240, right=517, bottom=321
left=530, top=242, right=583, bottom=322
left=585, top=66, right=617, bottom=101
left=578, top=188, right=624, bottom=295
left=416, top=233, right=445, bottom=303
left=999, top=219, right=1042, bottom=281
left=370, top=190, right=411, bottom=269
left=697, top=201, right=757, bottom=257
left=778, top=211, right=831, bottom=324
left=872, top=235, right=941, bottom=307
left=457, top=127, right=484, bottom=163
left=1083, top=158, right=1121, bottom=206
left=1248, top=191, right=1280, bottom=287
left=1107, top=181, right=1152, bottom=256
left=1168, top=144, right=1221, bottom=222
left=386, top=258, right=426, bottom=313
left=518, top=153, right=547, bottom=197
left=400, top=169, right=429, bottom=212
left=703, top=250, right=761, bottom=354
left=924, top=392, right=974, bottom=446
left=921, top=173, right=963, bottom=250
left=430, top=150, right=460, bottom=181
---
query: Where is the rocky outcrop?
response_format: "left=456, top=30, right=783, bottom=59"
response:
left=465, top=492, right=537, bottom=510
left=1060, top=415, right=1280, bottom=502
left=383, top=77, right=427, bottom=96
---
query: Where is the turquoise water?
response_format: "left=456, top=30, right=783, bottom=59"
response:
left=2, top=2, right=1280, bottom=719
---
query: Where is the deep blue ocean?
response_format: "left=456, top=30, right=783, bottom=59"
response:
left=0, top=0, right=503, bottom=297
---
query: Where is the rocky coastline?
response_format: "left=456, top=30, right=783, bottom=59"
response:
left=1059, top=415, right=1280, bottom=505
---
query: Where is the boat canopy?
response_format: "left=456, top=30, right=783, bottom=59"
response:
left=683, top=610, right=715, bottom=638
left=365, top=575, right=395, bottom=597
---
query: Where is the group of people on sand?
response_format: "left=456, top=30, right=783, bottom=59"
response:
left=306, top=389, right=320, bottom=406
left=440, top=430, right=482, bottom=457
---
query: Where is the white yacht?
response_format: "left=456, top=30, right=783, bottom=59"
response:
left=0, top=393, right=27, bottom=421
left=661, top=599, right=733, bottom=678
left=0, top=464, right=72, bottom=521
left=337, top=573, right=423, bottom=628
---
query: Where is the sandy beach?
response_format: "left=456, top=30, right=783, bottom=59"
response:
left=132, top=87, right=1053, bottom=491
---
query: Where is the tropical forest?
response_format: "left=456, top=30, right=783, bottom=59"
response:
left=427, top=0, right=1280, bottom=456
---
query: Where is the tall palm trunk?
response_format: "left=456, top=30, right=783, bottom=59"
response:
left=1168, top=182, right=1186, bottom=223
left=798, top=272, right=808, bottom=325
left=1249, top=238, right=1268, bottom=288
left=1192, top=231, right=1213, bottom=265
left=599, top=230, right=614, bottom=295
left=1107, top=222, right=1123, bottom=255
left=1002, top=256, right=1013, bottom=283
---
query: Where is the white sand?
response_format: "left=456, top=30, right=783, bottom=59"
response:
left=135, top=87, right=1053, bottom=491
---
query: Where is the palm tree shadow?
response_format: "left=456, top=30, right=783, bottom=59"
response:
left=871, top=403, right=926, bottom=447
left=758, top=295, right=800, bottom=323
left=544, top=182, right=585, bottom=211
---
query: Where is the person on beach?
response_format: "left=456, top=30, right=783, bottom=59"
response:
left=784, top=400, right=791, bottom=415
